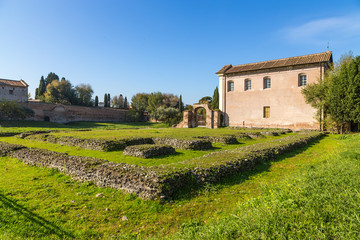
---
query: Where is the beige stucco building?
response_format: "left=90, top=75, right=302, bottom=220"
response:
left=216, top=51, right=333, bottom=130
left=0, top=78, right=28, bottom=102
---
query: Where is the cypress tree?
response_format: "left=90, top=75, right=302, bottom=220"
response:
left=35, top=88, right=39, bottom=99
left=95, top=96, right=99, bottom=107
left=104, top=94, right=108, bottom=107
left=124, top=97, right=128, bottom=109
left=211, top=87, right=219, bottom=110
left=107, top=93, right=111, bottom=107
left=179, top=95, right=183, bottom=112
left=38, top=76, right=46, bottom=97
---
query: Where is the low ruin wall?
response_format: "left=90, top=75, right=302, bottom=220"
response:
left=20, top=102, right=127, bottom=123
left=0, top=132, right=324, bottom=200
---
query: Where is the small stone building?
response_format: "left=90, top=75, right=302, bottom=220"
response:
left=0, top=78, right=28, bottom=102
left=216, top=51, right=333, bottom=130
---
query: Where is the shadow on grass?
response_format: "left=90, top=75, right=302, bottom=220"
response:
left=170, top=137, right=324, bottom=201
left=0, top=192, right=75, bottom=239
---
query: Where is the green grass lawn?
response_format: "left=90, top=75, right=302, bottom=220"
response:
left=46, top=127, right=267, bottom=140
left=0, top=120, right=169, bottom=133
left=0, top=132, right=351, bottom=239
left=0, top=134, right=285, bottom=167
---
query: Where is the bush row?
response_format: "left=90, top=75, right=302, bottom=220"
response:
left=123, top=144, right=176, bottom=158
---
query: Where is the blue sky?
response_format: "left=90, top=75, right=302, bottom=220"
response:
left=0, top=0, right=360, bottom=105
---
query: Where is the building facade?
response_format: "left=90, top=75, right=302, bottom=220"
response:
left=216, top=51, right=333, bottom=130
left=0, top=78, right=28, bottom=102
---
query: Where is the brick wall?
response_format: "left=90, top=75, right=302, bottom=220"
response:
left=20, top=101, right=127, bottom=123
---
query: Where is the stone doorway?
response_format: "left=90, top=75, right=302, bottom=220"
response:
left=177, top=103, right=221, bottom=129
left=195, top=107, right=206, bottom=127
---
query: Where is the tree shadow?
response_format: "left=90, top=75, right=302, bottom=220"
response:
left=170, top=137, right=323, bottom=201
left=0, top=192, right=75, bottom=239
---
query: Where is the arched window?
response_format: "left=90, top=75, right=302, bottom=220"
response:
left=244, top=79, right=251, bottom=91
left=228, top=81, right=234, bottom=92
left=298, top=74, right=307, bottom=86
left=263, top=77, right=271, bottom=89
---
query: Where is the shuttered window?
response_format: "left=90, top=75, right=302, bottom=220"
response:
left=263, top=106, right=270, bottom=118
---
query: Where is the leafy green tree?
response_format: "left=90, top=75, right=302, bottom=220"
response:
left=157, top=106, right=180, bottom=125
left=131, top=93, right=149, bottom=119
left=75, top=84, right=94, bottom=106
left=45, top=72, right=59, bottom=86
left=0, top=99, right=34, bottom=120
left=199, top=96, right=212, bottom=104
left=302, top=78, right=329, bottom=131
left=112, top=95, right=119, bottom=108
left=95, top=96, right=99, bottom=107
left=162, top=93, right=179, bottom=108
left=211, top=87, right=219, bottom=110
left=147, top=92, right=164, bottom=121
left=44, top=78, right=77, bottom=105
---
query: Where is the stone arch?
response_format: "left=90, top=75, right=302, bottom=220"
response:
left=177, top=103, right=221, bottom=129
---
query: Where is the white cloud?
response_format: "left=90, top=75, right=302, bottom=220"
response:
left=283, top=13, right=360, bottom=45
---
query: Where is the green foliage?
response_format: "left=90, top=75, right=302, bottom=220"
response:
left=131, top=93, right=149, bottom=119
left=147, top=92, right=164, bottom=121
left=111, top=95, right=118, bottom=108
left=171, top=135, right=360, bottom=240
left=156, top=106, right=180, bottom=125
left=45, top=72, right=59, bottom=86
left=75, top=84, right=94, bottom=106
left=94, top=96, right=98, bottom=107
left=107, top=94, right=110, bottom=107
left=211, top=87, right=219, bottom=110
left=198, top=96, right=212, bottom=104
left=103, top=93, right=108, bottom=107
left=118, top=94, right=124, bottom=109
left=179, top=95, right=183, bottom=113
left=44, top=78, right=78, bottom=105
left=302, top=52, right=360, bottom=132
left=0, top=100, right=34, bottom=120
left=124, top=96, right=128, bottom=109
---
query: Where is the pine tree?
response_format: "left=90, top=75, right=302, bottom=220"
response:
left=95, top=96, right=99, bottom=107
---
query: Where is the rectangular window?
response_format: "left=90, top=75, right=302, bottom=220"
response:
left=245, top=79, right=251, bottom=91
left=9, top=90, right=13, bottom=95
left=263, top=106, right=270, bottom=118
left=228, top=81, right=234, bottom=92
left=299, top=75, right=307, bottom=86
left=264, top=78, right=271, bottom=89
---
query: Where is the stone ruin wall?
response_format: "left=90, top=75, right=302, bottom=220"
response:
left=20, top=101, right=127, bottom=123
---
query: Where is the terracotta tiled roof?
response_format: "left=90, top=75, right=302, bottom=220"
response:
left=216, top=51, right=333, bottom=75
left=0, top=79, right=28, bottom=88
